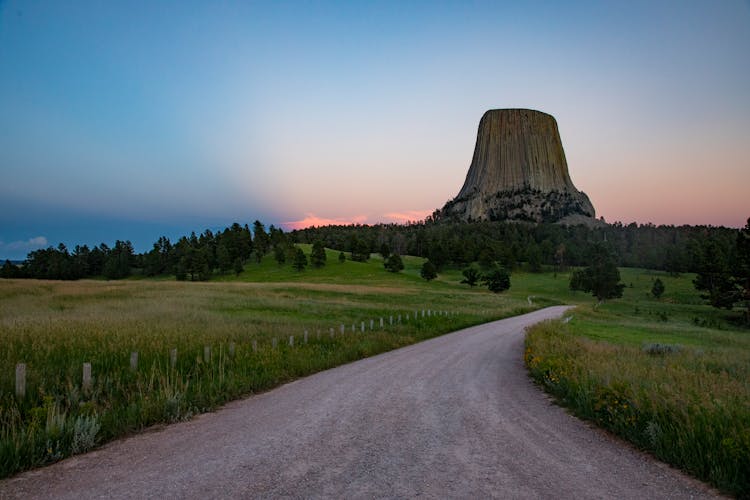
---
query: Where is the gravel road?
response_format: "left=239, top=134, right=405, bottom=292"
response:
left=1, top=306, right=719, bottom=499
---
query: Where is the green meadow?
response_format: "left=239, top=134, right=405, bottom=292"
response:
left=1, top=247, right=748, bottom=497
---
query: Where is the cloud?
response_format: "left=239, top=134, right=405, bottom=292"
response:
left=281, top=213, right=368, bottom=230
left=381, top=210, right=433, bottom=224
left=0, top=236, right=48, bottom=252
left=0, top=236, right=49, bottom=259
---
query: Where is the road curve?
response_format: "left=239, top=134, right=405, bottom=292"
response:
left=1, top=306, right=719, bottom=499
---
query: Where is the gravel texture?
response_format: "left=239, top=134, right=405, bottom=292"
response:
left=0, top=306, right=720, bottom=499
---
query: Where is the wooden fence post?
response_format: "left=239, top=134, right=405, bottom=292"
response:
left=15, top=363, right=25, bottom=398
left=252, top=340, right=258, bottom=352
left=289, top=336, right=294, bottom=347
left=229, top=342, right=236, bottom=358
left=130, top=351, right=138, bottom=371
left=82, top=363, right=92, bottom=391
left=170, top=348, right=177, bottom=368
left=304, top=330, right=309, bottom=343
left=204, top=346, right=211, bottom=363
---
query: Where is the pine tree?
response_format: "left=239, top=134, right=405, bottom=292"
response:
left=253, top=220, right=270, bottom=259
left=461, top=266, right=481, bottom=287
left=420, top=260, right=437, bottom=281
left=292, top=247, right=308, bottom=271
left=384, top=254, right=404, bottom=273
left=233, top=258, right=244, bottom=276
left=274, top=245, right=286, bottom=265
left=1, top=259, right=18, bottom=278
left=651, top=278, right=665, bottom=299
left=379, top=243, right=391, bottom=260
left=311, top=241, right=327, bottom=268
left=569, top=243, right=624, bottom=302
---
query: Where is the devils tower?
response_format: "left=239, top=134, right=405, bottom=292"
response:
left=440, top=109, right=596, bottom=225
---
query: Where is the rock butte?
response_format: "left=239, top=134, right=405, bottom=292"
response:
left=440, top=109, right=597, bottom=225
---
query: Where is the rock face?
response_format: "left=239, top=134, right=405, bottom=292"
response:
left=440, top=109, right=596, bottom=224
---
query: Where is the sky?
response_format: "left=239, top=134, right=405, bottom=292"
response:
left=1, top=1, right=749, bottom=259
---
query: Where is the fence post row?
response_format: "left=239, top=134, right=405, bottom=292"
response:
left=11, top=309, right=463, bottom=385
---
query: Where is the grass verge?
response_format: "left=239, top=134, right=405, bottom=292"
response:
left=525, top=307, right=750, bottom=497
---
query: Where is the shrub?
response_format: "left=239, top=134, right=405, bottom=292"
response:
left=384, top=254, right=404, bottom=273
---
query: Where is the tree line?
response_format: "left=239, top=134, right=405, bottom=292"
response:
left=2, top=222, right=261, bottom=281
left=1, top=220, right=336, bottom=282
left=2, top=217, right=748, bottom=321
left=290, top=219, right=740, bottom=275
left=2, top=219, right=743, bottom=280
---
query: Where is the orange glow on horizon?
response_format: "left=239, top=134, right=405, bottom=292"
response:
left=282, top=209, right=435, bottom=230
left=282, top=213, right=369, bottom=230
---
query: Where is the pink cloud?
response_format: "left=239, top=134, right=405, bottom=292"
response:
left=381, top=209, right=433, bottom=224
left=282, top=208, right=435, bottom=230
left=282, top=213, right=369, bottom=230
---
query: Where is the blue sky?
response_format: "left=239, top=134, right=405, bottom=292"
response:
left=1, top=1, right=749, bottom=259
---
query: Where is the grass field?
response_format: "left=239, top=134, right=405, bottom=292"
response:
left=2, top=248, right=748, bottom=496
left=525, top=268, right=750, bottom=497
left=1, top=248, right=542, bottom=478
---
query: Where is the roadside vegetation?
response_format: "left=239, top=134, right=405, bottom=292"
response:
left=0, top=249, right=535, bottom=479
left=525, top=268, right=750, bottom=498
